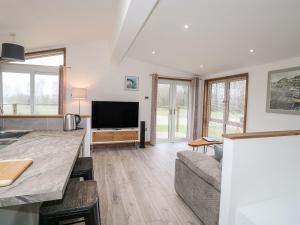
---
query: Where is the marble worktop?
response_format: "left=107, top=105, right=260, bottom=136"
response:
left=0, top=130, right=86, bottom=207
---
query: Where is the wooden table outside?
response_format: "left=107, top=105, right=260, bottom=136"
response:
left=188, top=138, right=223, bottom=153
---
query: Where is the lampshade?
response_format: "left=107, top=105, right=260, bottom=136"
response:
left=1, top=43, right=25, bottom=61
left=71, top=88, right=87, bottom=100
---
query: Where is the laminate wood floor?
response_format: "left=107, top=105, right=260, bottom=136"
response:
left=92, top=142, right=208, bottom=225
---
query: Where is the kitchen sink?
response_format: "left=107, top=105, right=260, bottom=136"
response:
left=0, top=130, right=31, bottom=141
left=0, top=131, right=30, bottom=139
left=0, top=130, right=31, bottom=149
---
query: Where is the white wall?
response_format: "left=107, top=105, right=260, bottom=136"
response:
left=203, top=56, right=300, bottom=132
left=65, top=40, right=194, bottom=141
left=219, top=135, right=300, bottom=225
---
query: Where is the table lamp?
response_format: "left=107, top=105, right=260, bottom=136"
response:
left=71, top=87, right=87, bottom=115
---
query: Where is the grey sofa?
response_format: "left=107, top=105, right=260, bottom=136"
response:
left=175, top=151, right=222, bottom=225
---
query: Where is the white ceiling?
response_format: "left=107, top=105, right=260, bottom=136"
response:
left=0, top=0, right=119, bottom=50
left=127, top=0, right=300, bottom=75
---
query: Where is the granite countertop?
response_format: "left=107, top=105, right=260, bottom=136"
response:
left=0, top=130, right=86, bottom=207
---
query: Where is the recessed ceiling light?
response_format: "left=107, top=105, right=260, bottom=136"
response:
left=200, top=65, right=204, bottom=68
left=249, top=49, right=254, bottom=53
left=151, top=50, right=156, bottom=55
left=184, top=24, right=189, bottom=29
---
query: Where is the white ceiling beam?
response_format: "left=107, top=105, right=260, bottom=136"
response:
left=111, top=0, right=160, bottom=64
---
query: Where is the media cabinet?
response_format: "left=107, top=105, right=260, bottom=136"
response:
left=91, top=128, right=139, bottom=145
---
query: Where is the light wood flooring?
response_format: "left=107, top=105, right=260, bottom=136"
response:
left=92, top=142, right=210, bottom=225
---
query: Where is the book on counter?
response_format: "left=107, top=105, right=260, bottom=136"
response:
left=203, top=137, right=219, bottom=142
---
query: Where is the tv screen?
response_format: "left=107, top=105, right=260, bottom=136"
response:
left=92, top=101, right=139, bottom=129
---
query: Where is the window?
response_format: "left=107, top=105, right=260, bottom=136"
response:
left=35, top=74, right=59, bottom=114
left=11, top=54, right=64, bottom=67
left=2, top=72, right=31, bottom=114
left=0, top=49, right=65, bottom=115
left=203, top=74, right=248, bottom=139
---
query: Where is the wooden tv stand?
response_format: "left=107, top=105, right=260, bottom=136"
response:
left=91, top=128, right=139, bottom=145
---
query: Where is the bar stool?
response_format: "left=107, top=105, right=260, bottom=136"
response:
left=71, top=157, right=94, bottom=180
left=39, top=180, right=100, bottom=225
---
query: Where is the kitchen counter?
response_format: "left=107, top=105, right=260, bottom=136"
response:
left=0, top=130, right=86, bottom=207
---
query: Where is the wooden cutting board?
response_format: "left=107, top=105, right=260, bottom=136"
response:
left=0, top=159, right=33, bottom=187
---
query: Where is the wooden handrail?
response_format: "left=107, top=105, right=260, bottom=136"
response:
left=223, top=130, right=300, bottom=140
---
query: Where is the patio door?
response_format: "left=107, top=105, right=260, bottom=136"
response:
left=156, top=79, right=191, bottom=142
left=203, top=74, right=248, bottom=139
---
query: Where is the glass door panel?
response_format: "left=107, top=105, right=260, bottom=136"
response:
left=156, top=83, right=171, bottom=139
left=174, top=83, right=189, bottom=139
left=227, top=79, right=246, bottom=133
left=207, top=82, right=226, bottom=138
left=157, top=80, right=191, bottom=142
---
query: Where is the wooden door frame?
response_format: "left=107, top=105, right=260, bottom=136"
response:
left=202, top=73, right=249, bottom=137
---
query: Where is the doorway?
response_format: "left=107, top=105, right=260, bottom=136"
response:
left=156, top=79, right=191, bottom=142
left=203, top=74, right=248, bottom=139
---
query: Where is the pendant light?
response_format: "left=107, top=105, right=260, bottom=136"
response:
left=1, top=34, right=25, bottom=61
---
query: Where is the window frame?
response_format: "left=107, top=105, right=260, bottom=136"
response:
left=25, top=48, right=66, bottom=66
left=202, top=73, right=249, bottom=137
left=0, top=48, right=66, bottom=115
left=0, top=63, right=60, bottom=115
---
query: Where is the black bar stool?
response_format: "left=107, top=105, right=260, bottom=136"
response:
left=39, top=180, right=100, bottom=225
left=71, top=157, right=94, bottom=180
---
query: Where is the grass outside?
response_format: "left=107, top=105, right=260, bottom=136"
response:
left=156, top=107, right=188, bottom=138
left=208, top=121, right=243, bottom=139
left=211, top=111, right=243, bottom=123
left=156, top=108, right=244, bottom=139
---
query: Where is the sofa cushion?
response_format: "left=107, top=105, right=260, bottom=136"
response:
left=214, top=144, right=223, bottom=162
left=177, top=151, right=222, bottom=191
left=218, top=159, right=223, bottom=170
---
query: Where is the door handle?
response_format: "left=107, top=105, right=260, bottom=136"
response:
left=170, top=108, right=176, bottom=115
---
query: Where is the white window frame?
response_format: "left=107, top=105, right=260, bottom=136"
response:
left=0, top=63, right=59, bottom=115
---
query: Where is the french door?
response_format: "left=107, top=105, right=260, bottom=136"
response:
left=203, top=74, right=248, bottom=139
left=156, top=79, right=191, bottom=142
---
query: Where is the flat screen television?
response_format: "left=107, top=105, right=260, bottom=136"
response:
left=92, top=101, right=139, bottom=129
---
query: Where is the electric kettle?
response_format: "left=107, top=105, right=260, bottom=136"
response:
left=64, top=113, right=83, bottom=131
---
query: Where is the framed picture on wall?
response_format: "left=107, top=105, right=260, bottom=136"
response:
left=125, top=76, right=139, bottom=91
left=266, top=66, right=300, bottom=115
